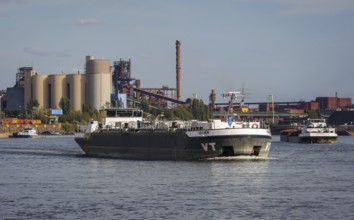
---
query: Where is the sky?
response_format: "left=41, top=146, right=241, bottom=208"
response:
left=1, top=0, right=354, bottom=104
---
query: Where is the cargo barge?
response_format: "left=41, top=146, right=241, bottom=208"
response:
left=75, top=92, right=272, bottom=160
left=75, top=108, right=271, bottom=160
left=280, top=118, right=337, bottom=144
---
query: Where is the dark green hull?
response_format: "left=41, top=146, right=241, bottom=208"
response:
left=75, top=130, right=271, bottom=160
left=281, top=135, right=337, bottom=144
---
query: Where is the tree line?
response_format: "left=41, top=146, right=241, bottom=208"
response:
left=8, top=97, right=212, bottom=132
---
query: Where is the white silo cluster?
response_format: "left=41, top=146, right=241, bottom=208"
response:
left=23, top=55, right=112, bottom=111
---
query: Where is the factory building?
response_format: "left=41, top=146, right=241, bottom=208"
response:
left=316, top=96, right=352, bottom=110
left=4, top=41, right=185, bottom=113
left=22, top=55, right=111, bottom=111
left=5, top=87, right=24, bottom=112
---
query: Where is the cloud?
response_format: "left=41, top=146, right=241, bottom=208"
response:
left=0, top=0, right=25, bottom=12
left=76, top=18, right=102, bottom=26
left=274, top=0, right=354, bottom=15
left=0, top=0, right=24, bottom=4
left=24, top=47, right=71, bottom=57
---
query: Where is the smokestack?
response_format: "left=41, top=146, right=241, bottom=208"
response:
left=176, top=40, right=181, bottom=101
left=209, top=89, right=216, bottom=109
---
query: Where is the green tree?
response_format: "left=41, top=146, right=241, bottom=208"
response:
left=140, top=98, right=150, bottom=114
left=26, top=99, right=40, bottom=119
left=161, top=100, right=211, bottom=121
left=172, top=107, right=194, bottom=120
left=26, top=99, right=40, bottom=110
left=61, top=122, right=76, bottom=133
left=59, top=97, right=72, bottom=114
left=82, top=103, right=94, bottom=115
left=189, top=99, right=211, bottom=121
left=32, top=107, right=50, bottom=124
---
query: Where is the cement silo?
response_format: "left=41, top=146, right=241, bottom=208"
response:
left=67, top=73, right=85, bottom=111
left=48, top=74, right=66, bottom=109
left=85, top=56, right=112, bottom=109
left=24, top=70, right=36, bottom=110
left=32, top=74, right=48, bottom=108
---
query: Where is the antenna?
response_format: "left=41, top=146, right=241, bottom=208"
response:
left=222, top=91, right=245, bottom=116
left=221, top=91, right=242, bottom=99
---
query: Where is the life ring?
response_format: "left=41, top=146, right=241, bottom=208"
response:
left=252, top=123, right=258, bottom=129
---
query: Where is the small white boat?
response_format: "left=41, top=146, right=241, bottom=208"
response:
left=12, top=128, right=38, bottom=138
left=281, top=119, right=337, bottom=144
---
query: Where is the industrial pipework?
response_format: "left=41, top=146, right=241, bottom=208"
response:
left=176, top=40, right=181, bottom=101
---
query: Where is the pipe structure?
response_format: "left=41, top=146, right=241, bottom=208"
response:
left=176, top=40, right=181, bottom=101
left=209, top=89, right=216, bottom=109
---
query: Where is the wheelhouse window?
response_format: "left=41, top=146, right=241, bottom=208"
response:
left=106, top=110, right=116, bottom=117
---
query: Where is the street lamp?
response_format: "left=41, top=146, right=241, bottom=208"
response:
left=267, top=95, right=275, bottom=124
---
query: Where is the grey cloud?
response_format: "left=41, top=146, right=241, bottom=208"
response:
left=272, top=0, right=354, bottom=15
left=76, top=18, right=102, bottom=26
left=24, top=47, right=71, bottom=57
left=0, top=0, right=25, bottom=4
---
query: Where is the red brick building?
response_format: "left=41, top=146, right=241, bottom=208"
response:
left=316, top=97, right=352, bottom=110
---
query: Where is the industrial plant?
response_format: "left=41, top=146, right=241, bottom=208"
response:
left=3, top=41, right=184, bottom=114
left=0, top=40, right=354, bottom=129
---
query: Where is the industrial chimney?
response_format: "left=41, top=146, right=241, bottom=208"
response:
left=176, top=40, right=181, bottom=101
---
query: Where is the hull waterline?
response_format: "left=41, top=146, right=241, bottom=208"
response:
left=75, top=130, right=271, bottom=160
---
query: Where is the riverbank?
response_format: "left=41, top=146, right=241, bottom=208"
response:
left=0, top=124, right=64, bottom=138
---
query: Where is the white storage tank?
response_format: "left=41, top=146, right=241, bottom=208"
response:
left=24, top=70, right=36, bottom=109
left=32, top=74, right=48, bottom=108
left=49, top=74, right=66, bottom=109
left=85, top=56, right=112, bottom=109
left=67, top=73, right=85, bottom=111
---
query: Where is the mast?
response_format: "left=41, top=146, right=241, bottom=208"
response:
left=222, top=91, right=244, bottom=116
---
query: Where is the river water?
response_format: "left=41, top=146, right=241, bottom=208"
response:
left=0, top=136, right=353, bottom=219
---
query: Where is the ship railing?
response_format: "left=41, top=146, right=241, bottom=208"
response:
left=238, top=121, right=268, bottom=129
left=100, top=121, right=189, bottom=133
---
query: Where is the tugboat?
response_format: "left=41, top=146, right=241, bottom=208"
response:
left=11, top=127, right=38, bottom=138
left=75, top=92, right=272, bottom=160
left=280, top=118, right=337, bottom=144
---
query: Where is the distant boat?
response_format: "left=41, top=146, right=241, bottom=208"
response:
left=280, top=119, right=337, bottom=144
left=40, top=131, right=62, bottom=136
left=38, top=131, right=75, bottom=138
left=11, top=127, right=38, bottom=138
